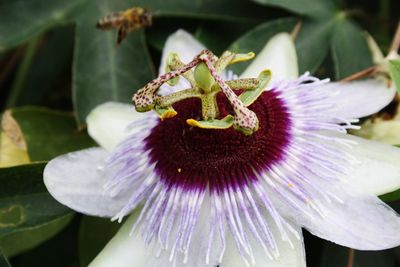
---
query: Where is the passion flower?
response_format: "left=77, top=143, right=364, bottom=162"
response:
left=44, top=30, right=400, bottom=267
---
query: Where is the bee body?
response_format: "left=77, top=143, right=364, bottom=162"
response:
left=96, top=7, right=152, bottom=45
left=96, top=13, right=126, bottom=29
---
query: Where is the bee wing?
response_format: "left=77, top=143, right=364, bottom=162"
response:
left=117, top=25, right=128, bottom=46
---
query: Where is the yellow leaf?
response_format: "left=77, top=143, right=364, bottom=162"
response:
left=0, top=111, right=30, bottom=167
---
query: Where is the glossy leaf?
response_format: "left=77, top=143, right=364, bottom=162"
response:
left=331, top=18, right=373, bottom=79
left=195, top=22, right=257, bottom=56
left=0, top=163, right=73, bottom=257
left=228, top=18, right=298, bottom=75
left=0, top=0, right=271, bottom=53
left=11, top=216, right=80, bottom=267
left=72, top=0, right=155, bottom=124
left=137, top=0, right=270, bottom=22
left=5, top=107, right=95, bottom=161
left=380, top=189, right=400, bottom=202
left=12, top=26, right=75, bottom=107
left=78, top=216, right=121, bottom=266
left=389, top=60, right=400, bottom=93
left=250, top=0, right=335, bottom=18
left=0, top=214, right=73, bottom=257
left=0, top=250, right=11, bottom=267
left=146, top=18, right=198, bottom=51
left=295, top=17, right=337, bottom=74
left=0, top=0, right=85, bottom=51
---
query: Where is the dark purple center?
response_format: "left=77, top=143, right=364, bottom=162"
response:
left=145, top=90, right=291, bottom=192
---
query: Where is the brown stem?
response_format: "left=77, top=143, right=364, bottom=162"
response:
left=0, top=48, right=24, bottom=84
left=340, top=66, right=377, bottom=82
left=347, top=248, right=355, bottom=267
left=291, top=20, right=303, bottom=41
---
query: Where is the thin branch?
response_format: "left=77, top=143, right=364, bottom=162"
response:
left=6, top=36, right=41, bottom=107
left=291, top=20, right=302, bottom=41
left=347, top=248, right=355, bottom=267
left=389, top=21, right=400, bottom=53
left=0, top=48, right=24, bottom=85
left=340, top=66, right=377, bottom=82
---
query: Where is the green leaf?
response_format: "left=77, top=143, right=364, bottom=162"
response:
left=0, top=163, right=73, bottom=257
left=320, top=242, right=397, bottom=267
left=6, top=107, right=95, bottom=161
left=380, top=188, right=400, bottom=202
left=389, top=60, right=400, bottom=93
left=295, top=14, right=374, bottom=78
left=249, top=0, right=335, bottom=18
left=228, top=18, right=298, bottom=75
left=78, top=216, right=121, bottom=266
left=73, top=0, right=156, bottom=125
left=0, top=0, right=272, bottom=52
left=331, top=18, right=373, bottom=80
left=140, top=0, right=272, bottom=22
left=11, top=26, right=75, bottom=107
left=11, top=216, right=80, bottom=267
left=195, top=22, right=257, bottom=56
left=295, top=17, right=337, bottom=74
left=0, top=214, right=73, bottom=258
left=0, top=0, right=86, bottom=52
left=0, top=250, right=11, bottom=267
left=394, top=245, right=400, bottom=264
left=146, top=18, right=198, bottom=51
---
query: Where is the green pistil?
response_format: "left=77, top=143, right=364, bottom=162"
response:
left=194, top=62, right=215, bottom=93
left=132, top=49, right=272, bottom=135
left=200, top=92, right=219, bottom=120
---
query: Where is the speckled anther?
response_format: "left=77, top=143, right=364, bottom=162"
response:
left=132, top=49, right=271, bottom=135
left=132, top=55, right=202, bottom=111
left=165, top=52, right=196, bottom=86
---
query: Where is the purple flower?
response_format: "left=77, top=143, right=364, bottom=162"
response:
left=44, top=30, right=400, bottom=267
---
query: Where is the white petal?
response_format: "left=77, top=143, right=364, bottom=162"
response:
left=270, top=131, right=400, bottom=250
left=89, top=211, right=150, bottom=267
left=221, top=221, right=306, bottom=267
left=86, top=102, right=147, bottom=151
left=89, top=194, right=305, bottom=267
left=338, top=133, right=400, bottom=196
left=158, top=29, right=206, bottom=95
left=323, top=78, right=396, bottom=119
left=44, top=147, right=133, bottom=217
left=274, top=183, right=400, bottom=250
left=240, top=33, right=299, bottom=82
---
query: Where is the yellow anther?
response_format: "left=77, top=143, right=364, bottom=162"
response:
left=186, top=115, right=234, bottom=129
left=230, top=52, right=255, bottom=64
left=160, top=110, right=177, bottom=120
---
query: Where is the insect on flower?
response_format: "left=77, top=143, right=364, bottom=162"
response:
left=44, top=30, right=400, bottom=267
left=96, top=7, right=152, bottom=45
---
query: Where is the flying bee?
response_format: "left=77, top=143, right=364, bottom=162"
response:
left=96, top=7, right=152, bottom=45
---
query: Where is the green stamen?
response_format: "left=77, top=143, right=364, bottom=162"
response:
left=132, top=49, right=272, bottom=135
